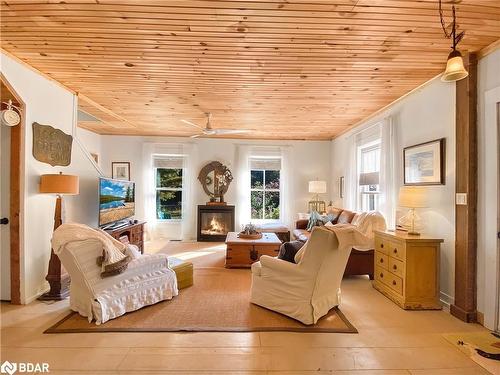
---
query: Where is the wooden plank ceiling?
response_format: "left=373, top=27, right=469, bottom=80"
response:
left=1, top=0, right=499, bottom=140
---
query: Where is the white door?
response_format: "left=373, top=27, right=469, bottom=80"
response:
left=496, top=103, right=500, bottom=334
left=0, top=121, right=11, bottom=300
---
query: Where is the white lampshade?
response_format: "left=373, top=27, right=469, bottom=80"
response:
left=441, top=50, right=468, bottom=82
left=398, top=187, right=427, bottom=208
left=309, top=180, right=327, bottom=194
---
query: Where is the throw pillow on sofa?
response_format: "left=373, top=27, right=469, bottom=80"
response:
left=306, top=211, right=336, bottom=231
left=277, top=240, right=304, bottom=263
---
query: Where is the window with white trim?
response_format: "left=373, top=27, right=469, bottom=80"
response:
left=357, top=140, right=381, bottom=212
left=154, top=156, right=184, bottom=220
left=250, top=157, right=281, bottom=220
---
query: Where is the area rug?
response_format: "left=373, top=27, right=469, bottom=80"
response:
left=443, top=332, right=500, bottom=374
left=45, top=268, right=357, bottom=333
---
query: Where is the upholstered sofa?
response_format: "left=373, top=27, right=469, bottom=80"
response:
left=293, top=207, right=375, bottom=279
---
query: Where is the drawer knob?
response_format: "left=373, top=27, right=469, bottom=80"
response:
left=393, top=265, right=397, bottom=270
left=392, top=280, right=397, bottom=286
left=380, top=258, right=384, bottom=263
left=380, top=243, right=384, bottom=248
left=393, top=248, right=398, bottom=254
left=379, top=273, right=384, bottom=278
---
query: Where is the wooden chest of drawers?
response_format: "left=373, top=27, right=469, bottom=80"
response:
left=373, top=230, right=443, bottom=310
left=225, top=232, right=281, bottom=268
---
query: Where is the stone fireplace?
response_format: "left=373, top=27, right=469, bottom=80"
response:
left=197, top=205, right=235, bottom=242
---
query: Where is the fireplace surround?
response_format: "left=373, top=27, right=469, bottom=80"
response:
left=197, top=205, right=235, bottom=242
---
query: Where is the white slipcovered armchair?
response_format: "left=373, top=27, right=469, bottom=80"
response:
left=57, top=239, right=178, bottom=325
left=250, top=226, right=354, bottom=325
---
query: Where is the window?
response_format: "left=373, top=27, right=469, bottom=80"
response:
left=155, top=156, right=183, bottom=220
left=358, top=141, right=380, bottom=212
left=250, top=157, right=281, bottom=220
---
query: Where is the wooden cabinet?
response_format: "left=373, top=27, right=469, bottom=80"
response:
left=104, top=221, right=146, bottom=254
left=225, top=232, right=281, bottom=268
left=373, top=230, right=443, bottom=310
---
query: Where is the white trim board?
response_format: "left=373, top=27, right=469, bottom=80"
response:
left=482, top=85, right=500, bottom=330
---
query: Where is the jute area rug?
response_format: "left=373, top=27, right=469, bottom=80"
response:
left=46, top=243, right=357, bottom=333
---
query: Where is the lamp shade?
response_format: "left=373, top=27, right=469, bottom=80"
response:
left=398, top=186, right=427, bottom=208
left=309, top=180, right=327, bottom=194
left=359, top=172, right=379, bottom=186
left=39, top=173, right=79, bottom=195
left=441, top=50, right=468, bottom=82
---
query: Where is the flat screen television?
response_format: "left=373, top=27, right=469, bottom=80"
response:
left=99, top=177, right=135, bottom=228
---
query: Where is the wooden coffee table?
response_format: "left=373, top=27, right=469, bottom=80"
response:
left=225, top=232, right=282, bottom=268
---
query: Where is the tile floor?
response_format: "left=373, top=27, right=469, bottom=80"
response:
left=0, top=241, right=494, bottom=374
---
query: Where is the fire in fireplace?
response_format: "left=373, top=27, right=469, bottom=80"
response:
left=197, top=205, right=235, bottom=242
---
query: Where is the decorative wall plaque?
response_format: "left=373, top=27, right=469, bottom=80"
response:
left=198, top=161, right=233, bottom=203
left=32, top=122, right=73, bottom=166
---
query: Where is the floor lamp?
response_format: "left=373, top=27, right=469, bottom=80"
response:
left=38, top=172, right=79, bottom=300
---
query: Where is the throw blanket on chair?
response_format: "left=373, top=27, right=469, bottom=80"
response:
left=326, top=210, right=387, bottom=251
left=52, top=223, right=131, bottom=277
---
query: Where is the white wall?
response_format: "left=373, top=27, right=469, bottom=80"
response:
left=99, top=136, right=331, bottom=239
left=331, top=78, right=457, bottom=305
left=476, top=48, right=500, bottom=325
left=1, top=52, right=102, bottom=303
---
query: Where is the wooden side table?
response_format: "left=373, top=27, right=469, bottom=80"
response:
left=373, top=230, right=444, bottom=310
left=104, top=221, right=146, bottom=254
left=225, top=232, right=281, bottom=268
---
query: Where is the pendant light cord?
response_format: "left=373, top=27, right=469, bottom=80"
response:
left=439, top=0, right=465, bottom=51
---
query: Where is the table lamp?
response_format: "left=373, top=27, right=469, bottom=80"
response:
left=398, top=186, right=427, bottom=235
left=39, top=172, right=79, bottom=300
left=308, top=180, right=327, bottom=213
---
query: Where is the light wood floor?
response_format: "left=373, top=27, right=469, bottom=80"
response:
left=0, top=241, right=493, bottom=374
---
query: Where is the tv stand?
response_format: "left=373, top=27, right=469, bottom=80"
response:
left=103, top=221, right=146, bottom=254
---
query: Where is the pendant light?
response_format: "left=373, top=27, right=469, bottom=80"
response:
left=439, top=0, right=468, bottom=82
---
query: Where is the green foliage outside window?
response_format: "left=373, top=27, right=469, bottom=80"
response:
left=251, top=170, right=280, bottom=220
left=156, top=168, right=183, bottom=220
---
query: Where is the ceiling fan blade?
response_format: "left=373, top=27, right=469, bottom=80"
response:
left=181, top=119, right=205, bottom=130
left=213, top=129, right=252, bottom=134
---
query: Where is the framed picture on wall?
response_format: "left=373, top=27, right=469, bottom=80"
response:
left=403, top=138, right=445, bottom=185
left=112, top=162, right=130, bottom=181
left=339, top=176, right=345, bottom=198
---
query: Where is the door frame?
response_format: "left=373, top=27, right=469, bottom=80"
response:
left=1, top=73, right=24, bottom=305
left=483, top=85, right=500, bottom=330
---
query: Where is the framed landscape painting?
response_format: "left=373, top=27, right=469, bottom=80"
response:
left=403, top=138, right=445, bottom=185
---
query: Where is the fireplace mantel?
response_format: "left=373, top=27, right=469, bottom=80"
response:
left=197, top=205, right=235, bottom=242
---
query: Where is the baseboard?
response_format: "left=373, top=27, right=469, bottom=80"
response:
left=440, top=291, right=454, bottom=310
left=25, top=288, right=49, bottom=304
left=477, top=310, right=485, bottom=326
left=450, top=304, right=478, bottom=322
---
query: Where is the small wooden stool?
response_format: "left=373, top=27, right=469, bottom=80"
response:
left=168, top=257, right=194, bottom=289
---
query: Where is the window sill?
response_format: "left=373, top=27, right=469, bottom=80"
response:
left=157, top=219, right=183, bottom=224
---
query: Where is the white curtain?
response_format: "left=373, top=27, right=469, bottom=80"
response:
left=280, top=145, right=295, bottom=228
left=379, top=117, right=397, bottom=229
left=235, top=145, right=251, bottom=230
left=142, top=142, right=157, bottom=240
left=344, top=134, right=358, bottom=211
left=181, top=143, right=198, bottom=241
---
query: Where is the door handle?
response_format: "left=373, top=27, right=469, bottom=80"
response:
left=0, top=218, right=9, bottom=225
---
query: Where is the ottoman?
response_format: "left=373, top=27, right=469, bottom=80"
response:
left=168, top=257, right=194, bottom=289
left=255, top=223, right=290, bottom=243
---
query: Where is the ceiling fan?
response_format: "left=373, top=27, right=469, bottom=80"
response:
left=181, top=112, right=251, bottom=138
